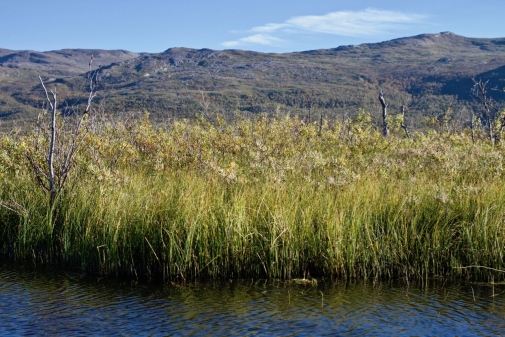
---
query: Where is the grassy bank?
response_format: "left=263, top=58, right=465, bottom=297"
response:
left=1, top=113, right=505, bottom=282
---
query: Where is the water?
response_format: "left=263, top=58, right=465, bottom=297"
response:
left=0, top=265, right=504, bottom=336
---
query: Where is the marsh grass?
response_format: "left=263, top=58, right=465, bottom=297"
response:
left=1, top=113, right=505, bottom=282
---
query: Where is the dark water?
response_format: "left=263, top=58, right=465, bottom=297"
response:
left=0, top=265, right=504, bottom=336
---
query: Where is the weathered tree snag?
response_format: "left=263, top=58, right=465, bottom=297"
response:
left=34, top=56, right=101, bottom=254
left=400, top=105, right=411, bottom=139
left=84, top=55, right=100, bottom=115
left=471, top=79, right=496, bottom=145
left=39, top=76, right=57, bottom=207
left=379, top=88, right=389, bottom=137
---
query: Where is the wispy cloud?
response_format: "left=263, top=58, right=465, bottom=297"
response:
left=222, top=34, right=283, bottom=47
left=251, top=23, right=290, bottom=33
left=222, top=8, right=426, bottom=48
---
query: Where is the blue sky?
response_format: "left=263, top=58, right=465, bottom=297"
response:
left=1, top=1, right=503, bottom=53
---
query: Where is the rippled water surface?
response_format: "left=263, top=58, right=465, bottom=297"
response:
left=0, top=265, right=504, bottom=336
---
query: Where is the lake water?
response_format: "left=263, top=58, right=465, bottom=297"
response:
left=0, top=264, right=504, bottom=336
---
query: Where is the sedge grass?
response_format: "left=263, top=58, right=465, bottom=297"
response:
left=1, top=114, right=505, bottom=282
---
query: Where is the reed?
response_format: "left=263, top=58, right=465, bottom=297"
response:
left=1, top=114, right=505, bottom=282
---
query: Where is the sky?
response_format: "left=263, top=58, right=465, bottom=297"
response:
left=1, top=1, right=504, bottom=53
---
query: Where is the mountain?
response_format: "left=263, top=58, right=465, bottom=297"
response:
left=1, top=32, right=505, bottom=130
left=0, top=49, right=141, bottom=127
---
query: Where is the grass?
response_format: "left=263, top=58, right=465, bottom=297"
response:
left=1, top=112, right=505, bottom=282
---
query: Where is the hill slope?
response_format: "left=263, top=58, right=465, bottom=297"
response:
left=1, top=32, right=505, bottom=130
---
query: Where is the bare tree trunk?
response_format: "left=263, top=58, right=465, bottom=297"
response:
left=39, top=76, right=57, bottom=207
left=471, top=79, right=495, bottom=145
left=486, top=107, right=494, bottom=146
left=379, top=88, right=389, bottom=137
left=400, top=106, right=411, bottom=139
left=34, top=56, right=101, bottom=257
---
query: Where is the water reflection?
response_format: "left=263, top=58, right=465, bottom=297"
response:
left=0, top=264, right=504, bottom=336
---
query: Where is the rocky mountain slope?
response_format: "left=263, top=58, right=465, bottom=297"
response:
left=1, top=32, right=505, bottom=130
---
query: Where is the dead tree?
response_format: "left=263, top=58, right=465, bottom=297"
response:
left=32, top=55, right=101, bottom=211
left=28, top=55, right=102, bottom=253
left=38, top=77, right=58, bottom=206
left=471, top=78, right=503, bottom=145
left=378, top=88, right=389, bottom=137
left=400, top=105, right=411, bottom=139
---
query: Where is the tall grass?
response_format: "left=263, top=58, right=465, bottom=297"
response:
left=1, top=112, right=505, bottom=282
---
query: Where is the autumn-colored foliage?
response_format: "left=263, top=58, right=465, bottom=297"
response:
left=1, top=111, right=504, bottom=282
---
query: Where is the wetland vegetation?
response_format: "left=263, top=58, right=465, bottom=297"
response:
left=1, top=108, right=505, bottom=283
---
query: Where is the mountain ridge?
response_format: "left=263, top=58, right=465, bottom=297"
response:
left=1, top=32, right=505, bottom=130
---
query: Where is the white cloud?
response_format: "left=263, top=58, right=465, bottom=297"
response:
left=287, top=9, right=423, bottom=36
left=222, top=8, right=426, bottom=48
left=222, top=34, right=283, bottom=47
left=251, top=23, right=289, bottom=33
